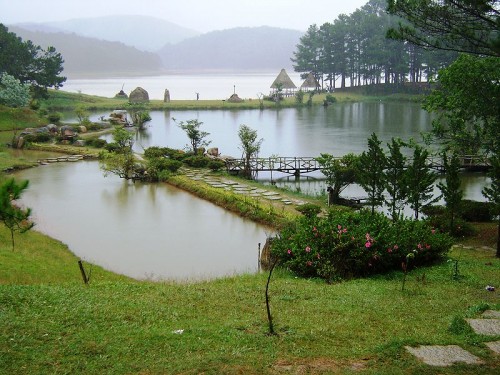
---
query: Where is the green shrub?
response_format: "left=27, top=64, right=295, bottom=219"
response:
left=425, top=214, right=476, bottom=238
left=105, top=142, right=121, bottom=153
left=271, top=210, right=452, bottom=281
left=207, top=159, right=225, bottom=171
left=325, top=94, right=337, bottom=103
left=296, top=203, right=322, bottom=218
left=146, top=157, right=182, bottom=181
left=421, top=205, right=446, bottom=218
left=144, top=146, right=187, bottom=161
left=47, top=112, right=62, bottom=124
left=458, top=200, right=494, bottom=222
left=23, top=131, right=52, bottom=143
left=183, top=155, right=209, bottom=168
left=86, top=138, right=107, bottom=148
left=295, top=90, right=305, bottom=104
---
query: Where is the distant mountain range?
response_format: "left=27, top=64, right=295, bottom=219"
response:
left=16, top=15, right=200, bottom=52
left=9, top=26, right=165, bottom=78
left=158, top=27, right=303, bottom=72
left=7, top=16, right=303, bottom=78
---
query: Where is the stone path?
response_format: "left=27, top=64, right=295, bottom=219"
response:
left=405, top=310, right=500, bottom=367
left=184, top=169, right=307, bottom=207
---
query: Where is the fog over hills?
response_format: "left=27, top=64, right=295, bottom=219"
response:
left=9, top=26, right=164, bottom=78
left=7, top=17, right=303, bottom=77
left=17, top=15, right=200, bottom=52
left=158, top=26, right=302, bottom=72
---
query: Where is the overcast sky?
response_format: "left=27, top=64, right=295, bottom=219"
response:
left=1, top=0, right=369, bottom=32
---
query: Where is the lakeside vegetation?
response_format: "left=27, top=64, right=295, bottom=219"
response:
left=1, top=223, right=499, bottom=374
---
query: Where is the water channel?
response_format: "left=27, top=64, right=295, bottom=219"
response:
left=16, top=102, right=490, bottom=281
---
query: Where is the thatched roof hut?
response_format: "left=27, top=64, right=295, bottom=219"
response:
left=300, top=72, right=321, bottom=91
left=270, top=68, right=297, bottom=97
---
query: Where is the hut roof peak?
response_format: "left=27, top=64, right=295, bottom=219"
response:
left=271, top=68, right=297, bottom=89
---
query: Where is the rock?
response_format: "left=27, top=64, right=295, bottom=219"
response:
left=78, top=125, right=87, bottom=133
left=129, top=87, right=149, bottom=103
left=47, top=124, right=58, bottom=133
left=164, top=89, right=170, bottom=103
left=207, top=147, right=219, bottom=157
left=74, top=140, right=86, bottom=147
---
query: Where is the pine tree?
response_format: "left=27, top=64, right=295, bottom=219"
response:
left=437, top=152, right=463, bottom=233
left=385, top=138, right=407, bottom=221
left=357, top=133, right=387, bottom=214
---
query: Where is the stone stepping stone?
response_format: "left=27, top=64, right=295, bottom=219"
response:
left=262, top=192, right=280, bottom=196
left=405, top=345, right=483, bottom=366
left=466, top=319, right=500, bottom=336
left=253, top=189, right=267, bottom=193
left=221, top=180, right=239, bottom=185
left=482, top=310, right=500, bottom=319
left=249, top=193, right=262, bottom=197
left=209, top=184, right=228, bottom=188
left=264, top=196, right=282, bottom=201
left=485, top=341, right=500, bottom=354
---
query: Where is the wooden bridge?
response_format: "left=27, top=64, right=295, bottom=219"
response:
left=224, top=155, right=491, bottom=176
left=225, top=157, right=321, bottom=176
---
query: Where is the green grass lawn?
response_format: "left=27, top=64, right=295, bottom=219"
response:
left=0, top=224, right=498, bottom=374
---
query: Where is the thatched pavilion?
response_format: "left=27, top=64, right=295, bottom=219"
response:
left=300, top=72, right=321, bottom=92
left=270, top=68, right=297, bottom=97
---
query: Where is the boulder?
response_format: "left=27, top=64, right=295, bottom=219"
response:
left=74, top=140, right=86, bottom=147
left=78, top=125, right=87, bottom=133
left=129, top=87, right=149, bottom=103
left=47, top=124, right=58, bottom=133
left=207, top=147, right=220, bottom=157
left=164, top=89, right=170, bottom=103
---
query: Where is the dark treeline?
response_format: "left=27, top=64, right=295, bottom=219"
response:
left=292, top=0, right=458, bottom=91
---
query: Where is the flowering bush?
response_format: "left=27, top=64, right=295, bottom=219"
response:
left=271, top=210, right=453, bottom=281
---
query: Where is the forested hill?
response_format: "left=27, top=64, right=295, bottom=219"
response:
left=18, top=15, right=200, bottom=52
left=158, top=27, right=303, bottom=72
left=9, top=26, right=164, bottom=78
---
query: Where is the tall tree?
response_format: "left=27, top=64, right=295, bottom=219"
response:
left=99, top=128, right=136, bottom=180
left=405, top=144, right=438, bottom=219
left=387, top=0, right=500, bottom=57
left=357, top=133, right=387, bottom=214
left=437, top=152, right=464, bottom=233
left=0, top=24, right=66, bottom=97
left=291, top=25, right=322, bottom=79
left=0, top=178, right=34, bottom=251
left=238, top=125, right=263, bottom=179
left=482, top=154, right=500, bottom=257
left=316, top=153, right=359, bottom=205
left=177, top=119, right=211, bottom=154
left=385, top=138, right=407, bottom=221
left=423, top=54, right=500, bottom=156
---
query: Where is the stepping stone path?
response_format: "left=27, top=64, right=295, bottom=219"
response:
left=406, top=309, right=500, bottom=366
left=182, top=169, right=306, bottom=207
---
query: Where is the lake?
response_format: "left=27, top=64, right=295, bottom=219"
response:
left=17, top=79, right=491, bottom=281
left=63, top=72, right=304, bottom=101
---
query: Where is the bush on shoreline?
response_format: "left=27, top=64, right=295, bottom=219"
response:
left=271, top=210, right=453, bottom=281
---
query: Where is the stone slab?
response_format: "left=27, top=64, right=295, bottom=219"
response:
left=482, top=310, right=500, bottom=319
left=466, top=319, right=500, bottom=336
left=485, top=341, right=500, bottom=354
left=405, top=345, right=483, bottom=366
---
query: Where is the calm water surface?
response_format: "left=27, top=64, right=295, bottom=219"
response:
left=20, top=101, right=489, bottom=280
left=16, top=161, right=268, bottom=281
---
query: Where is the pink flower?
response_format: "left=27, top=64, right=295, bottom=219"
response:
left=287, top=249, right=292, bottom=255
left=305, top=246, right=311, bottom=253
left=365, top=242, right=372, bottom=248
left=306, top=261, right=312, bottom=266
left=316, top=253, right=321, bottom=259
left=425, top=244, right=431, bottom=250
left=417, top=243, right=422, bottom=250
left=313, top=227, right=317, bottom=232
left=337, top=225, right=342, bottom=230
left=431, top=229, right=436, bottom=234
left=387, top=248, right=393, bottom=253
left=393, top=244, right=399, bottom=250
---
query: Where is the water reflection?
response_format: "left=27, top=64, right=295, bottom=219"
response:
left=16, top=161, right=268, bottom=281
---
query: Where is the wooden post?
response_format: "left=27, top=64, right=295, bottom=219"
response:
left=78, top=260, right=89, bottom=285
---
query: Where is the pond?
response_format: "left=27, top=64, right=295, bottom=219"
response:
left=16, top=161, right=269, bottom=281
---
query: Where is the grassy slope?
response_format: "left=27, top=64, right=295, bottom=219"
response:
left=1, top=91, right=499, bottom=374
left=0, top=224, right=499, bottom=374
